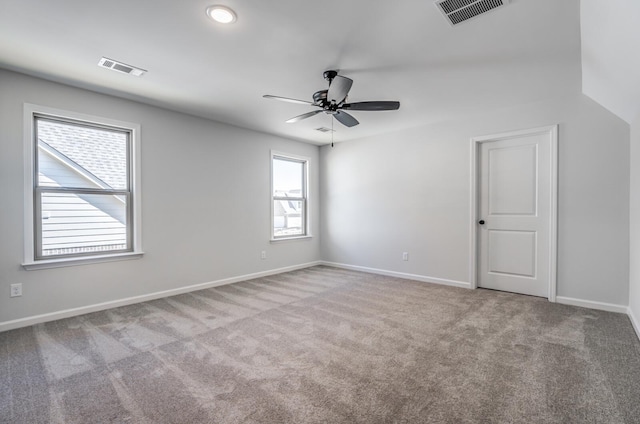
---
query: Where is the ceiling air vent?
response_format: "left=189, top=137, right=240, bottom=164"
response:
left=98, top=57, right=146, bottom=77
left=315, top=127, right=336, bottom=133
left=435, top=0, right=509, bottom=26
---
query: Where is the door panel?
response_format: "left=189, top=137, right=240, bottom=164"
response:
left=488, top=230, right=536, bottom=277
left=488, top=144, right=537, bottom=215
left=478, top=131, right=551, bottom=297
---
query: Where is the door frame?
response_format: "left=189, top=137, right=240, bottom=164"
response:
left=469, top=125, right=559, bottom=301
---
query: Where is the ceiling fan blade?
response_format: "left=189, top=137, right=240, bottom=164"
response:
left=263, top=95, right=314, bottom=105
left=334, top=110, right=359, bottom=127
left=342, top=101, right=400, bottom=111
left=286, top=110, right=323, bottom=123
left=327, top=75, right=353, bottom=104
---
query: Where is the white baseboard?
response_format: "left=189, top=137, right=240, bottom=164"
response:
left=4, top=260, right=635, bottom=337
left=320, top=261, right=471, bottom=289
left=555, top=296, right=628, bottom=314
left=628, top=306, right=640, bottom=341
left=0, top=261, right=321, bottom=333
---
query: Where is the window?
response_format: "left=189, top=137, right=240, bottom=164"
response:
left=271, top=153, right=309, bottom=239
left=23, top=105, right=142, bottom=269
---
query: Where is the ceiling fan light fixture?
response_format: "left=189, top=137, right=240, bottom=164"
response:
left=206, top=5, right=237, bottom=24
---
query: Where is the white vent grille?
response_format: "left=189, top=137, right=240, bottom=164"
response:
left=435, top=0, right=509, bottom=26
left=98, top=57, right=146, bottom=77
left=315, top=127, right=335, bottom=133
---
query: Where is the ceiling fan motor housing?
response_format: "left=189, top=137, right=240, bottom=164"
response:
left=313, top=90, right=340, bottom=112
left=313, top=90, right=328, bottom=105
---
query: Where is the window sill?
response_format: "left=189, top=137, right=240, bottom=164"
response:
left=22, top=252, right=144, bottom=271
left=270, top=235, right=313, bottom=243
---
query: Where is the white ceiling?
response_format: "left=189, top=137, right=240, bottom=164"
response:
left=0, top=0, right=582, bottom=145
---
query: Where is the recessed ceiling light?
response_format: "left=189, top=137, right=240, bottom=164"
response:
left=206, top=5, right=237, bottom=24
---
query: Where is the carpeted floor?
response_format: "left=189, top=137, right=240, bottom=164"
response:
left=2, top=266, right=640, bottom=423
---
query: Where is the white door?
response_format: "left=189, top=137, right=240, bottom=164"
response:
left=476, top=127, right=557, bottom=298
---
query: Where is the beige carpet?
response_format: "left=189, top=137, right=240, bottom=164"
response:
left=2, top=266, right=640, bottom=423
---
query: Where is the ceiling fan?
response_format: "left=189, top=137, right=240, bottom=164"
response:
left=263, top=70, right=400, bottom=128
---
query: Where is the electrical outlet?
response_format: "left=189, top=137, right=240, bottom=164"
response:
left=10, top=283, right=22, bottom=297
left=261, top=251, right=267, bottom=260
left=402, top=252, right=409, bottom=261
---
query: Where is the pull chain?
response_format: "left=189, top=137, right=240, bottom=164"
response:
left=331, top=116, right=334, bottom=147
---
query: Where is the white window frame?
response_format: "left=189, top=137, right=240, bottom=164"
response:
left=22, top=104, right=143, bottom=270
left=270, top=151, right=311, bottom=241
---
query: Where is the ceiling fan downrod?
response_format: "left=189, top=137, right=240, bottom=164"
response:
left=323, top=70, right=338, bottom=84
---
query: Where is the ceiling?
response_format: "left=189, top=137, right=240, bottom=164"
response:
left=0, top=0, right=582, bottom=145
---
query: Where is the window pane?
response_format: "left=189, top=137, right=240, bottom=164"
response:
left=274, top=200, right=304, bottom=237
left=40, top=192, right=128, bottom=257
left=37, top=118, right=128, bottom=190
left=273, top=158, right=303, bottom=197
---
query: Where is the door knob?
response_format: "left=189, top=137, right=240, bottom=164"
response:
left=478, top=220, right=485, bottom=225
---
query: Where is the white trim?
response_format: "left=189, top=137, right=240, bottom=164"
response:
left=23, top=106, right=35, bottom=264
left=5, top=259, right=633, bottom=334
left=321, top=261, right=471, bottom=289
left=628, top=306, right=640, bottom=341
left=22, top=252, right=144, bottom=270
left=549, top=127, right=559, bottom=302
left=0, top=261, right=322, bottom=333
left=469, top=125, right=559, bottom=301
left=469, top=137, right=478, bottom=290
left=270, top=235, right=313, bottom=243
left=556, top=296, right=628, bottom=314
left=22, top=103, right=143, bottom=268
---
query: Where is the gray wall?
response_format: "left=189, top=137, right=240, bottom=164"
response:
left=0, top=68, right=633, bottom=326
left=0, top=69, right=320, bottom=324
left=320, top=94, right=630, bottom=306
